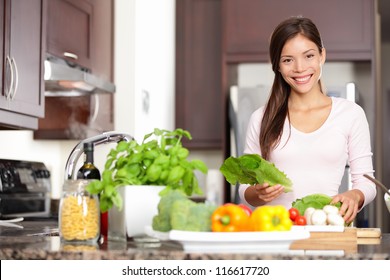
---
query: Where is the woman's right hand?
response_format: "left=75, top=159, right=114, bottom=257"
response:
left=244, top=183, right=285, bottom=206
left=253, top=183, right=285, bottom=203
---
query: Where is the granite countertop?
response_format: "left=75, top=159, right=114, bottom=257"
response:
left=0, top=220, right=389, bottom=260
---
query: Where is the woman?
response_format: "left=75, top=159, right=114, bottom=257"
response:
left=238, top=16, right=376, bottom=223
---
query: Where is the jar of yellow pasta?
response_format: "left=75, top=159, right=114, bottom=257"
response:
left=59, top=180, right=100, bottom=243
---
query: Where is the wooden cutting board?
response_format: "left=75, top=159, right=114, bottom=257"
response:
left=290, top=227, right=357, bottom=253
left=290, top=227, right=382, bottom=253
left=356, top=228, right=381, bottom=244
left=356, top=228, right=381, bottom=238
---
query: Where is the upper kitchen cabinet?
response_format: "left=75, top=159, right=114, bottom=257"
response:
left=34, top=0, right=114, bottom=139
left=46, top=0, right=112, bottom=81
left=0, top=0, right=46, bottom=129
left=223, top=0, right=376, bottom=62
left=175, top=0, right=223, bottom=149
left=46, top=0, right=92, bottom=69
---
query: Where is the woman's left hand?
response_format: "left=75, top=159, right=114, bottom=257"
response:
left=331, top=190, right=364, bottom=224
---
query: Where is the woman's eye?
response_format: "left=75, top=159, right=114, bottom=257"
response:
left=306, top=54, right=315, bottom=59
left=282, top=58, right=292, bottom=63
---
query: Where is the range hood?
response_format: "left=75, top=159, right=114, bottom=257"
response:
left=44, top=55, right=115, bottom=97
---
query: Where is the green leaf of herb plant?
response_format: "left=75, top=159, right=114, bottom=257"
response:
left=191, top=160, right=208, bottom=174
left=94, top=128, right=208, bottom=212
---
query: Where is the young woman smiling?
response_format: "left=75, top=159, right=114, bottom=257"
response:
left=239, top=16, right=376, bottom=224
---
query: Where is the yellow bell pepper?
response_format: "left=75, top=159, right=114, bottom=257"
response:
left=211, top=203, right=250, bottom=232
left=249, top=205, right=292, bottom=231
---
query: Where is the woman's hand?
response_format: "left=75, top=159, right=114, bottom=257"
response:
left=244, top=183, right=285, bottom=206
left=331, top=189, right=364, bottom=224
left=254, top=183, right=285, bottom=202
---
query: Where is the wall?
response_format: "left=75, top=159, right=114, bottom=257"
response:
left=114, top=0, right=176, bottom=141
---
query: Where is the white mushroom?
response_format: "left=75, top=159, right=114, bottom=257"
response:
left=327, top=213, right=345, bottom=226
left=323, top=205, right=339, bottom=215
left=310, top=209, right=327, bottom=225
left=304, top=207, right=316, bottom=225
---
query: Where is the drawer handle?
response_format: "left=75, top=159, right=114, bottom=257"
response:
left=63, top=52, right=78, bottom=60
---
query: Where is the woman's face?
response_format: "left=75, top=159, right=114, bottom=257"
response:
left=279, top=34, right=325, bottom=96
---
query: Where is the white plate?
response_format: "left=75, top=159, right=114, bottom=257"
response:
left=145, top=226, right=310, bottom=253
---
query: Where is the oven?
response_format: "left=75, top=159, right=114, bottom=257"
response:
left=0, top=159, right=51, bottom=218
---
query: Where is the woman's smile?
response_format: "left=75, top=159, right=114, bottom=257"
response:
left=292, top=74, right=312, bottom=84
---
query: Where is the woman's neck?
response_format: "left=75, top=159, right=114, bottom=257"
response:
left=288, top=90, right=330, bottom=111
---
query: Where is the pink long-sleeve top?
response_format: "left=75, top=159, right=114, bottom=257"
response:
left=239, top=97, right=377, bottom=209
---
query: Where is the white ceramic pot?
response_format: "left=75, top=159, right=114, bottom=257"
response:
left=108, top=185, right=165, bottom=241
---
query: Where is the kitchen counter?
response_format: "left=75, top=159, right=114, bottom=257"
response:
left=0, top=220, right=389, bottom=260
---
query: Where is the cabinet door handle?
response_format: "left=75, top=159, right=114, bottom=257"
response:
left=5, top=56, right=14, bottom=100
left=90, top=94, right=100, bottom=124
left=63, top=52, right=78, bottom=60
left=10, top=57, right=19, bottom=100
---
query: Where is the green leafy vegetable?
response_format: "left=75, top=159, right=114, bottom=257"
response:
left=292, top=193, right=342, bottom=216
left=152, top=189, right=188, bottom=232
left=86, top=128, right=208, bottom=212
left=170, top=199, right=216, bottom=232
left=152, top=189, right=216, bottom=232
left=220, top=154, right=293, bottom=192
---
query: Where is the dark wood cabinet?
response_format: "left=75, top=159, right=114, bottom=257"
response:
left=223, top=0, right=375, bottom=62
left=0, top=0, right=46, bottom=130
left=47, top=0, right=92, bottom=69
left=175, top=0, right=223, bottom=149
left=0, top=1, right=4, bottom=101
left=34, top=0, right=114, bottom=139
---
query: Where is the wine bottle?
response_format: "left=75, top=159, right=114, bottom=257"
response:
left=77, top=142, right=107, bottom=240
left=77, top=142, right=101, bottom=180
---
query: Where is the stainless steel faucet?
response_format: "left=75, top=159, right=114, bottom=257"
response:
left=65, top=131, right=134, bottom=180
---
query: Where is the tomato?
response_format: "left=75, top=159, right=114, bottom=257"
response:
left=288, top=208, right=299, bottom=222
left=295, top=215, right=307, bottom=226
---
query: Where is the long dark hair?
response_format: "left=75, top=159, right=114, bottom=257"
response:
left=260, top=16, right=324, bottom=160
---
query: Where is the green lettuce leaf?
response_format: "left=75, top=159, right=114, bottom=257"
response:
left=220, top=154, right=293, bottom=192
left=292, top=193, right=342, bottom=216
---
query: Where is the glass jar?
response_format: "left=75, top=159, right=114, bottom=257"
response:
left=59, top=179, right=100, bottom=243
